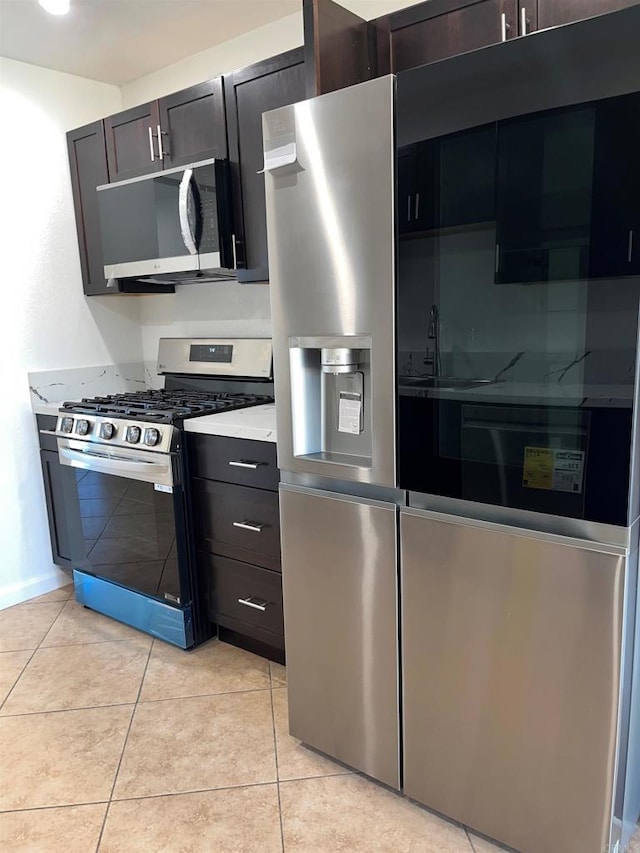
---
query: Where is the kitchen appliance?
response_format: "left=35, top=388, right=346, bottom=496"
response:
left=52, top=338, right=273, bottom=648
left=265, top=8, right=639, bottom=853
left=264, top=76, right=400, bottom=789
left=97, top=159, right=235, bottom=286
left=395, top=11, right=639, bottom=853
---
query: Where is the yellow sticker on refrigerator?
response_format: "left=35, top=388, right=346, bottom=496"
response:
left=523, top=447, right=585, bottom=493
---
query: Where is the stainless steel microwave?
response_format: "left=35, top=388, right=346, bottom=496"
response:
left=96, top=158, right=235, bottom=285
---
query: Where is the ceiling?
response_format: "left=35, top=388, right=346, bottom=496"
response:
left=0, top=0, right=300, bottom=85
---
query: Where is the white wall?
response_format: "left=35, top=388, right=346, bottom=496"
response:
left=0, top=58, right=141, bottom=607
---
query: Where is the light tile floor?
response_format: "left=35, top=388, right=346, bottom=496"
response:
left=0, top=585, right=638, bottom=852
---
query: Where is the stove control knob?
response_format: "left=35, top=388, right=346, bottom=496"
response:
left=75, top=419, right=90, bottom=436
left=126, top=425, right=141, bottom=444
left=60, top=417, right=74, bottom=434
left=99, top=422, right=115, bottom=440
left=144, top=428, right=161, bottom=447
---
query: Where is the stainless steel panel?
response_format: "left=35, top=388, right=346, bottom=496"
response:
left=280, top=483, right=400, bottom=788
left=401, top=507, right=626, bottom=853
left=264, top=76, right=396, bottom=487
left=628, top=301, right=640, bottom=527
left=409, top=490, right=635, bottom=549
left=156, top=338, right=272, bottom=378
left=58, top=438, right=174, bottom=487
left=619, top=541, right=640, bottom=853
left=97, top=158, right=217, bottom=190
left=104, top=254, right=200, bottom=280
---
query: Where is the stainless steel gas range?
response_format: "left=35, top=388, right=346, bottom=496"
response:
left=51, top=338, right=273, bottom=649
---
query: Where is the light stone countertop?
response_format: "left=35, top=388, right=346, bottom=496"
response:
left=184, top=403, right=277, bottom=443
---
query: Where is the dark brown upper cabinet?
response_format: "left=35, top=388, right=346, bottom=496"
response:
left=534, top=0, right=639, bottom=30
left=104, top=100, right=162, bottom=182
left=373, top=0, right=639, bottom=75
left=105, top=80, right=227, bottom=182
left=376, top=0, right=519, bottom=72
left=67, top=121, right=110, bottom=296
left=224, top=49, right=305, bottom=283
left=303, top=0, right=375, bottom=97
left=157, top=79, right=227, bottom=168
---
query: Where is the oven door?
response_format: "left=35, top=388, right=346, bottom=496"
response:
left=58, top=438, right=186, bottom=606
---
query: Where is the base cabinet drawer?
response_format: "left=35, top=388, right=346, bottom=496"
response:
left=193, top=478, right=281, bottom=570
left=188, top=434, right=278, bottom=491
left=202, top=552, right=284, bottom=638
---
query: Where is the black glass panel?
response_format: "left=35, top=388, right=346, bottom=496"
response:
left=76, top=471, right=181, bottom=603
left=397, top=91, right=640, bottom=525
left=98, top=164, right=220, bottom=265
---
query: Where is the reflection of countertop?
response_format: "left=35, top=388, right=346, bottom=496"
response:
left=399, top=380, right=634, bottom=408
left=185, top=403, right=277, bottom=443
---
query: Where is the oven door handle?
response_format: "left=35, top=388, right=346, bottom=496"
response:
left=58, top=445, right=174, bottom=488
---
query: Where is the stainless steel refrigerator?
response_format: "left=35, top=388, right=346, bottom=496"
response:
left=264, top=15, right=640, bottom=851
left=263, top=75, right=401, bottom=790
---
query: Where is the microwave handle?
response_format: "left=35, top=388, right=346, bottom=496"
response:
left=178, top=169, right=198, bottom=255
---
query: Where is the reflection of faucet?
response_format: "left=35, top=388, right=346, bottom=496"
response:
left=423, top=304, right=441, bottom=377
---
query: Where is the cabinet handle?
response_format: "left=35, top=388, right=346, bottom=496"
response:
left=229, top=460, right=264, bottom=469
left=501, top=12, right=511, bottom=41
left=148, top=127, right=155, bottom=162
left=233, top=521, right=266, bottom=533
left=629, top=230, right=634, bottom=263
left=520, top=6, right=527, bottom=35
left=238, top=597, right=269, bottom=612
left=407, top=195, right=412, bottom=222
left=157, top=124, right=164, bottom=159
left=231, top=234, right=238, bottom=268
left=415, top=193, right=420, bottom=220
left=495, top=243, right=501, bottom=274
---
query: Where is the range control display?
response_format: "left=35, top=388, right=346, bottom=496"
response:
left=189, top=344, right=233, bottom=364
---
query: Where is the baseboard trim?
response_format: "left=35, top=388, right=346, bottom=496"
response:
left=0, top=567, right=70, bottom=610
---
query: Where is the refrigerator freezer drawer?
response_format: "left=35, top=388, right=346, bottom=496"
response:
left=400, top=507, right=626, bottom=853
left=279, top=484, right=400, bottom=789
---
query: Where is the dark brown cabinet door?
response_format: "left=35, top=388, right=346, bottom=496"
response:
left=224, top=48, right=305, bottom=283
left=158, top=79, right=227, bottom=168
left=536, top=0, right=638, bottom=29
left=104, top=100, right=162, bottom=181
left=38, top=415, right=84, bottom=570
left=388, top=0, right=518, bottom=72
left=67, top=121, right=111, bottom=296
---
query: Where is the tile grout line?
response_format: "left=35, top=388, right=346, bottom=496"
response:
left=95, top=637, right=155, bottom=852
left=0, top=800, right=109, bottom=815
left=465, top=826, right=478, bottom=852
left=0, top=701, right=139, bottom=719
left=0, top=648, right=37, bottom=714
left=137, top=684, right=272, bottom=705
left=107, top=778, right=283, bottom=805
left=269, top=684, right=286, bottom=853
left=0, top=593, right=73, bottom=713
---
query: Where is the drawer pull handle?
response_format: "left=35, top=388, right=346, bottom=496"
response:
left=233, top=521, right=266, bottom=533
left=229, top=460, right=265, bottom=470
left=238, top=597, right=269, bottom=612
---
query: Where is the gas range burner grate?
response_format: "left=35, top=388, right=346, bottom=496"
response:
left=60, top=390, right=274, bottom=424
